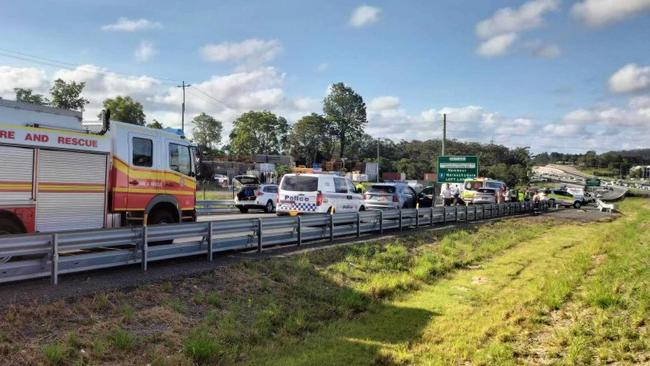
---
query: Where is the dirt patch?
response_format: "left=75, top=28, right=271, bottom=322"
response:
left=528, top=206, right=620, bottom=224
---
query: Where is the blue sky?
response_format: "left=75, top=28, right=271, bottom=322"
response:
left=1, top=0, right=649, bottom=153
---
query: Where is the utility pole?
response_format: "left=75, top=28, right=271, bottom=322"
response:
left=177, top=81, right=191, bottom=134
left=376, top=138, right=380, bottom=182
left=442, top=113, right=447, bottom=156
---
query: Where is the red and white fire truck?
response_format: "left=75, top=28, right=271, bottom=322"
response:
left=0, top=99, right=197, bottom=235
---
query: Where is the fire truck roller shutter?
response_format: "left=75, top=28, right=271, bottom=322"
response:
left=36, top=149, right=108, bottom=232
left=0, top=145, right=34, bottom=201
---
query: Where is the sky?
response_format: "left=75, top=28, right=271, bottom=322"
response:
left=0, top=0, right=649, bottom=153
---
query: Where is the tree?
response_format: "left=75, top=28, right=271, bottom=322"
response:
left=146, top=119, right=164, bottom=129
left=288, top=113, right=332, bottom=166
left=49, top=79, right=89, bottom=111
left=192, top=113, right=223, bottom=150
left=102, top=96, right=146, bottom=125
left=14, top=88, right=48, bottom=105
left=323, top=82, right=367, bottom=159
left=229, top=111, right=289, bottom=157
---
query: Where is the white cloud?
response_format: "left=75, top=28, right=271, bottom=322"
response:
left=317, top=62, right=329, bottom=72
left=0, top=66, right=48, bottom=97
left=476, top=0, right=559, bottom=39
left=349, top=5, right=381, bottom=28
left=525, top=40, right=561, bottom=58
left=608, top=63, right=650, bottom=93
left=101, top=17, right=162, bottom=32
left=477, top=33, right=518, bottom=57
left=368, top=96, right=400, bottom=110
left=572, top=0, right=650, bottom=26
left=475, top=0, right=559, bottom=57
left=200, top=39, right=281, bottom=67
left=134, top=41, right=157, bottom=63
left=293, top=97, right=320, bottom=111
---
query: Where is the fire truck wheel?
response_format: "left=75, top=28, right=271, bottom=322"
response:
left=148, top=209, right=177, bottom=225
left=0, top=218, right=25, bottom=263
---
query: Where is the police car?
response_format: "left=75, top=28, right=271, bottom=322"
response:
left=276, top=173, right=365, bottom=215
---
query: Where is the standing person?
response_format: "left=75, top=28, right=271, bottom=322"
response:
left=450, top=184, right=460, bottom=206
left=440, top=184, right=452, bottom=206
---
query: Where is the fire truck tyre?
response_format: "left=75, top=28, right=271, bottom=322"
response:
left=148, top=210, right=176, bottom=225
left=239, top=207, right=249, bottom=214
left=0, top=217, right=25, bottom=263
left=264, top=200, right=275, bottom=213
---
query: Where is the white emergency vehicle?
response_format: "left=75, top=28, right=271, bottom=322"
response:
left=276, top=173, right=365, bottom=215
left=0, top=99, right=197, bottom=236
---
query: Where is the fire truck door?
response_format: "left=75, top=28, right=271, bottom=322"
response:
left=127, top=133, right=160, bottom=211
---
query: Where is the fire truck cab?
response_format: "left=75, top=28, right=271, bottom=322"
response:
left=0, top=99, right=196, bottom=236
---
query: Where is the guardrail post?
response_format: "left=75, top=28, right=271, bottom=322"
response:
left=379, top=210, right=384, bottom=234
left=51, top=233, right=59, bottom=285
left=455, top=206, right=459, bottom=222
left=207, top=222, right=214, bottom=262
left=297, top=216, right=302, bottom=246
left=464, top=205, right=468, bottom=222
left=415, top=208, right=419, bottom=227
left=442, top=207, right=446, bottom=224
left=356, top=212, right=361, bottom=237
left=141, top=226, right=148, bottom=272
left=329, top=214, right=334, bottom=242
left=399, top=209, right=403, bottom=232
left=257, top=218, right=263, bottom=253
left=429, top=207, right=434, bottom=226
left=473, top=205, right=477, bottom=221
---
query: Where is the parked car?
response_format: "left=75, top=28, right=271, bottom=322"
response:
left=212, top=173, right=229, bottom=187
left=363, top=182, right=417, bottom=209
left=547, top=189, right=583, bottom=208
left=276, top=173, right=364, bottom=215
left=417, top=186, right=436, bottom=207
left=233, top=175, right=278, bottom=213
left=461, top=178, right=506, bottom=204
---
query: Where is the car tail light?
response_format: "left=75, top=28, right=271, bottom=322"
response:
left=316, top=191, right=324, bottom=206
left=393, top=194, right=399, bottom=202
left=256, top=191, right=263, bottom=196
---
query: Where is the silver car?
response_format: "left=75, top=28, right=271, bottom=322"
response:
left=364, top=183, right=417, bottom=209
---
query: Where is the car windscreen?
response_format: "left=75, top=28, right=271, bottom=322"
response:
left=368, top=185, right=396, bottom=194
left=464, top=181, right=483, bottom=190
left=281, top=176, right=318, bottom=191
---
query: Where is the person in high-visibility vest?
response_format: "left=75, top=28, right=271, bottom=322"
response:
left=355, top=182, right=366, bottom=194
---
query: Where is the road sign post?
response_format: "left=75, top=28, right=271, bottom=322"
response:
left=437, top=156, right=479, bottom=183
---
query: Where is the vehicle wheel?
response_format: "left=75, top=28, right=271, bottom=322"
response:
left=239, top=207, right=249, bottom=214
left=573, top=201, right=581, bottom=209
left=147, top=209, right=176, bottom=244
left=148, top=209, right=176, bottom=225
left=264, top=200, right=275, bottom=213
left=327, top=206, right=335, bottom=215
left=359, top=205, right=366, bottom=212
left=0, top=218, right=25, bottom=263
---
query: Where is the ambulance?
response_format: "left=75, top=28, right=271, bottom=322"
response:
left=0, top=99, right=197, bottom=237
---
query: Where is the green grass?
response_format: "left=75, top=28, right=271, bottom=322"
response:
left=5, top=199, right=649, bottom=366
left=196, top=190, right=234, bottom=200
left=42, top=343, right=67, bottom=365
left=245, top=199, right=650, bottom=365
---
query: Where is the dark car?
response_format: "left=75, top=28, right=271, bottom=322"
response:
left=417, top=186, right=435, bottom=207
left=363, top=183, right=417, bottom=209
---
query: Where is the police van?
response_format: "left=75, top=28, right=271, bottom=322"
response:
left=276, top=173, right=364, bottom=215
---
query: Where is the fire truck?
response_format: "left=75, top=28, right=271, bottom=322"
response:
left=0, top=99, right=197, bottom=236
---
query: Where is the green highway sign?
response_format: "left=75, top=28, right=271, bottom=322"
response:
left=585, top=178, right=601, bottom=187
left=437, top=156, right=479, bottom=183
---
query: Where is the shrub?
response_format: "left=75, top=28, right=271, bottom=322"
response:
left=184, top=329, right=219, bottom=364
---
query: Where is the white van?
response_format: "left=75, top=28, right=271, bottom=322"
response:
left=276, top=173, right=364, bottom=215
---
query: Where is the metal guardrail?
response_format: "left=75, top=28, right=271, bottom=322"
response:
left=0, top=201, right=548, bottom=285
left=195, top=200, right=236, bottom=215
